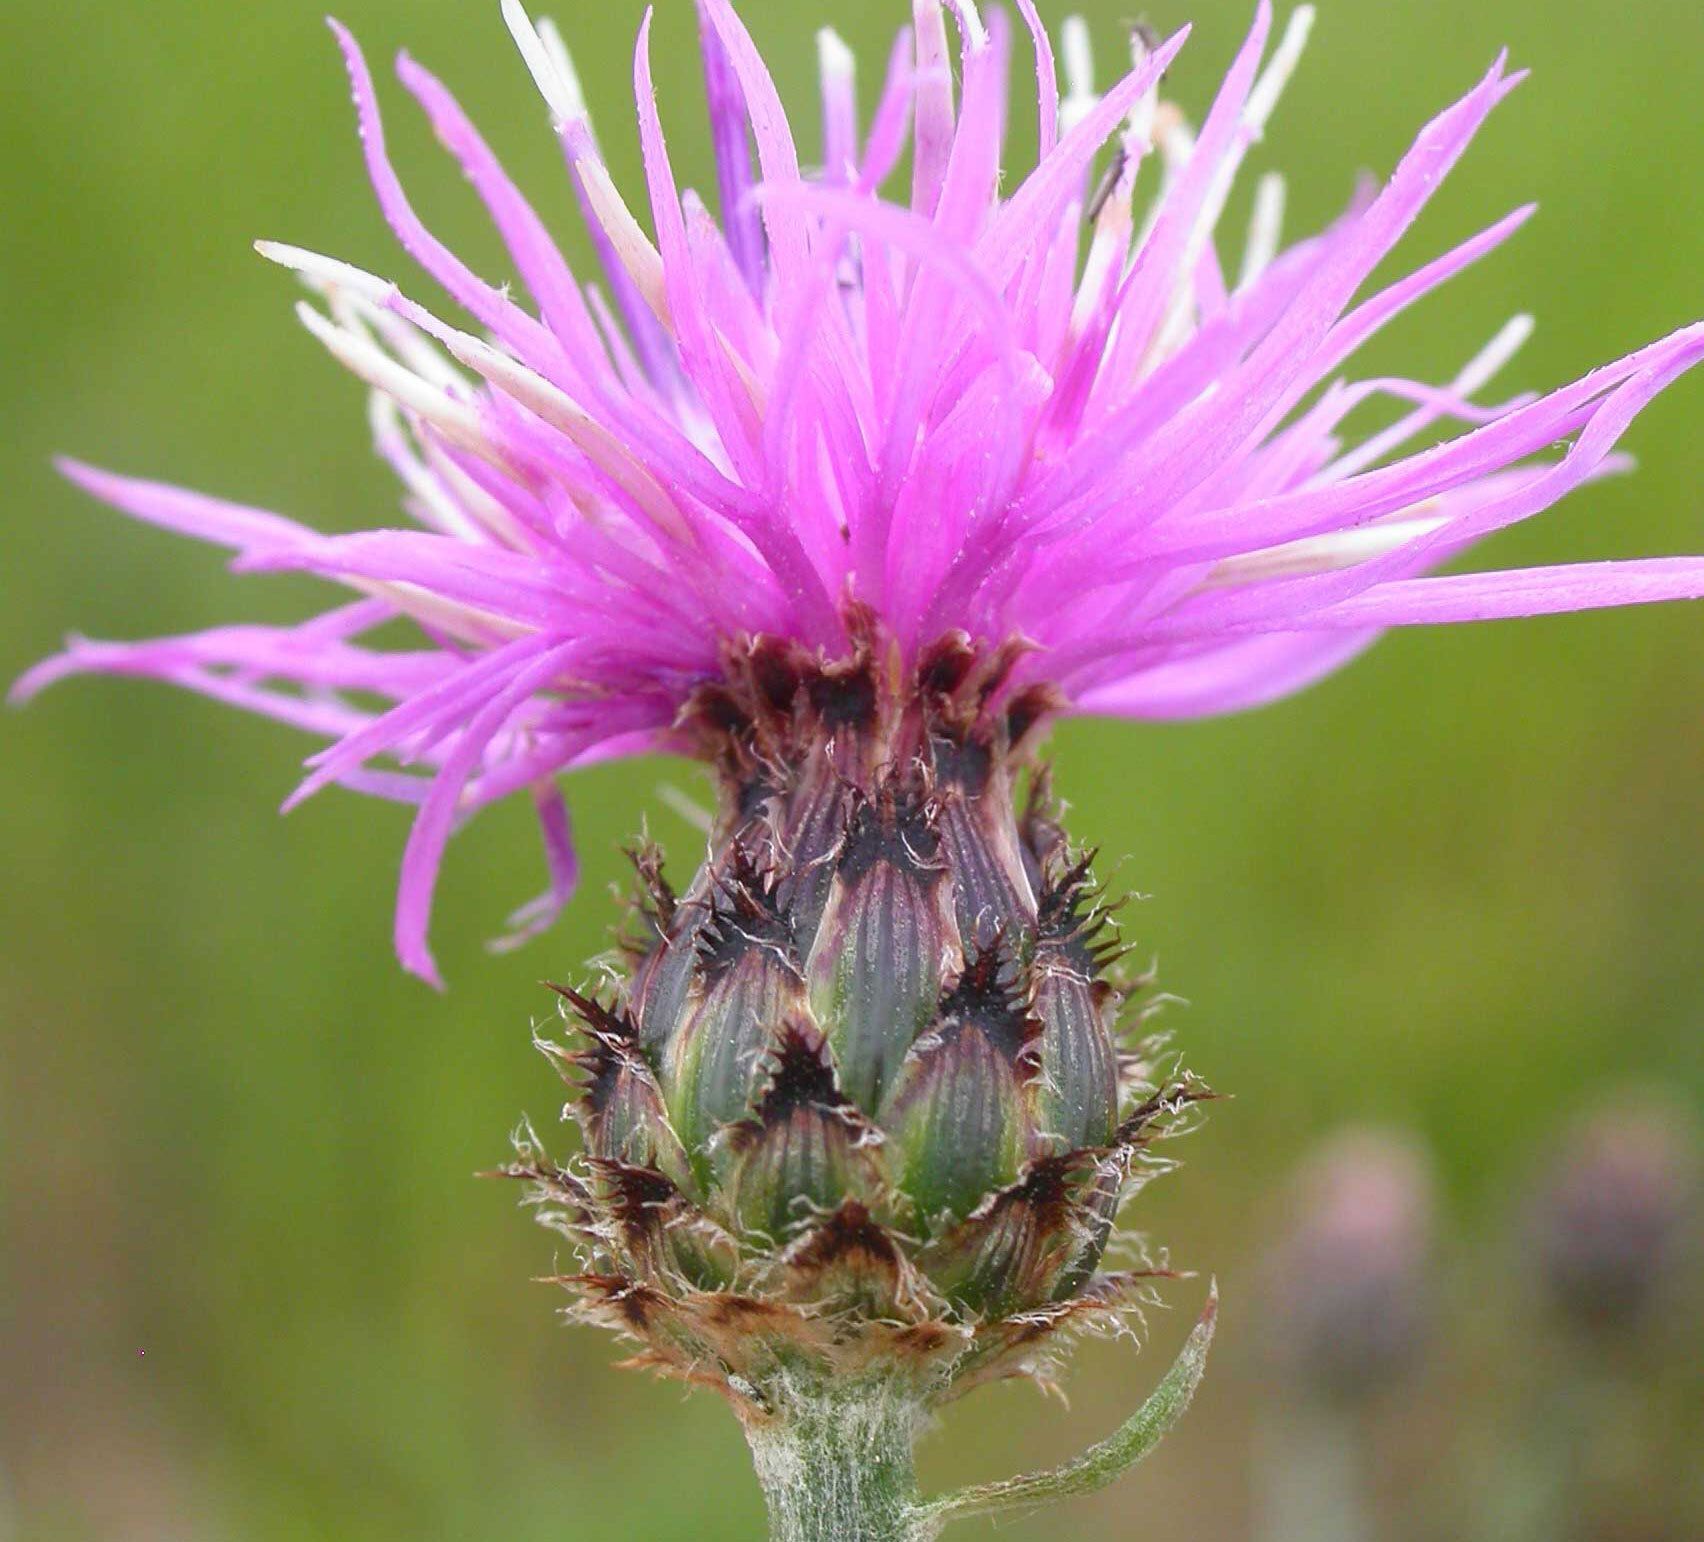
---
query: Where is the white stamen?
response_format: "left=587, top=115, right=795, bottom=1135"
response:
left=1126, top=25, right=1161, bottom=149
left=264, top=398, right=533, bottom=637
left=1204, top=511, right=1451, bottom=588
left=1244, top=6, right=1315, bottom=144
left=817, top=26, right=856, bottom=89
left=370, top=393, right=476, bottom=535
left=1147, top=7, right=1315, bottom=368
left=535, top=16, right=589, bottom=125
left=572, top=155, right=671, bottom=325
left=1454, top=313, right=1536, bottom=397
left=1075, top=193, right=1128, bottom=314
left=429, top=437, right=559, bottom=543
left=1060, top=17, right=1096, bottom=135
left=817, top=27, right=858, bottom=182
left=1133, top=107, right=1193, bottom=254
left=1325, top=315, right=1536, bottom=481
left=942, top=0, right=989, bottom=51
left=502, top=0, right=580, bottom=128
left=1071, top=129, right=1141, bottom=335
left=255, top=241, right=392, bottom=302
left=1239, top=172, right=1287, bottom=289
left=332, top=289, right=468, bottom=396
left=294, top=301, right=497, bottom=465
left=363, top=578, right=533, bottom=647
left=368, top=392, right=534, bottom=551
left=259, top=239, right=471, bottom=394
left=359, top=303, right=472, bottom=396
left=437, top=327, right=695, bottom=547
left=1068, top=23, right=1170, bottom=335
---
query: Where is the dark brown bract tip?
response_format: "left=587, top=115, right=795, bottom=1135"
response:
left=836, top=775, right=945, bottom=882
left=936, top=936, right=1045, bottom=1071
left=1113, top=1075, right=1221, bottom=1153
left=751, top=1023, right=852, bottom=1123
left=696, top=846, right=798, bottom=976
left=621, top=836, right=677, bottom=939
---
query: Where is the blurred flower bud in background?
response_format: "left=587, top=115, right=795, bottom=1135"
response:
left=1261, top=1128, right=1437, bottom=1401
left=1251, top=1129, right=1439, bottom=1542
left=1525, top=1094, right=1701, bottom=1336
left=1473, top=1095, right=1704, bottom=1542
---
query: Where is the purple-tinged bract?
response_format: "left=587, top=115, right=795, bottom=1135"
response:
left=17, top=0, right=1704, bottom=984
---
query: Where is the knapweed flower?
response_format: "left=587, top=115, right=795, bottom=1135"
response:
left=15, top=0, right=1704, bottom=1530
left=17, top=0, right=1703, bottom=988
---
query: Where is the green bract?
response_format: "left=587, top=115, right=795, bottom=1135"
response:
left=506, top=623, right=1208, bottom=1415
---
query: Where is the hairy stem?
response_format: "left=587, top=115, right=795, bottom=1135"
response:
left=742, top=1374, right=927, bottom=1542
left=740, top=1287, right=1218, bottom=1540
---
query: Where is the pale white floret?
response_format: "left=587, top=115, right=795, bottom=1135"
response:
left=818, top=27, right=856, bottom=90
left=534, top=16, right=589, bottom=126
left=293, top=301, right=497, bottom=465
left=1324, top=315, right=1537, bottom=480
left=271, top=391, right=532, bottom=638
left=1201, top=511, right=1452, bottom=588
left=1060, top=17, right=1096, bottom=136
left=1131, top=107, right=1193, bottom=258
left=1453, top=313, right=1537, bottom=397
left=656, top=781, right=716, bottom=835
left=1243, top=5, right=1316, bottom=143
left=941, top=0, right=989, bottom=51
left=255, top=241, right=391, bottom=301
left=354, top=301, right=473, bottom=397
left=1072, top=166, right=1135, bottom=335
left=1239, top=172, right=1287, bottom=290
left=368, top=393, right=534, bottom=550
left=1124, top=22, right=1161, bottom=148
left=502, top=0, right=581, bottom=129
left=299, top=301, right=655, bottom=628
left=373, top=583, right=535, bottom=647
left=911, top=0, right=956, bottom=209
left=1068, top=23, right=1171, bottom=335
left=424, top=324, right=697, bottom=546
left=1147, top=6, right=1315, bottom=367
left=428, top=435, right=561, bottom=543
left=817, top=27, right=858, bottom=180
left=572, top=156, right=671, bottom=325
left=258, top=240, right=471, bottom=395
left=369, top=393, right=479, bottom=538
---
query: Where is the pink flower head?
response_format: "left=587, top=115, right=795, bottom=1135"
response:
left=17, top=0, right=1704, bottom=985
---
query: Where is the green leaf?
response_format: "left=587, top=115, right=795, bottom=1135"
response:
left=910, top=1282, right=1219, bottom=1535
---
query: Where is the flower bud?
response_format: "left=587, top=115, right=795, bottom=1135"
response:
left=1261, top=1129, right=1435, bottom=1400
left=508, top=625, right=1210, bottom=1406
left=1525, top=1095, right=1700, bottom=1333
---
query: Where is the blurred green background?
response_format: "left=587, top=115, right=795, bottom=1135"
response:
left=2, top=0, right=1701, bottom=1538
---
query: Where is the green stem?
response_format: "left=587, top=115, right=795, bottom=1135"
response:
left=741, top=1374, right=926, bottom=1542
left=1251, top=1399, right=1369, bottom=1542
left=742, top=1288, right=1217, bottom=1541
